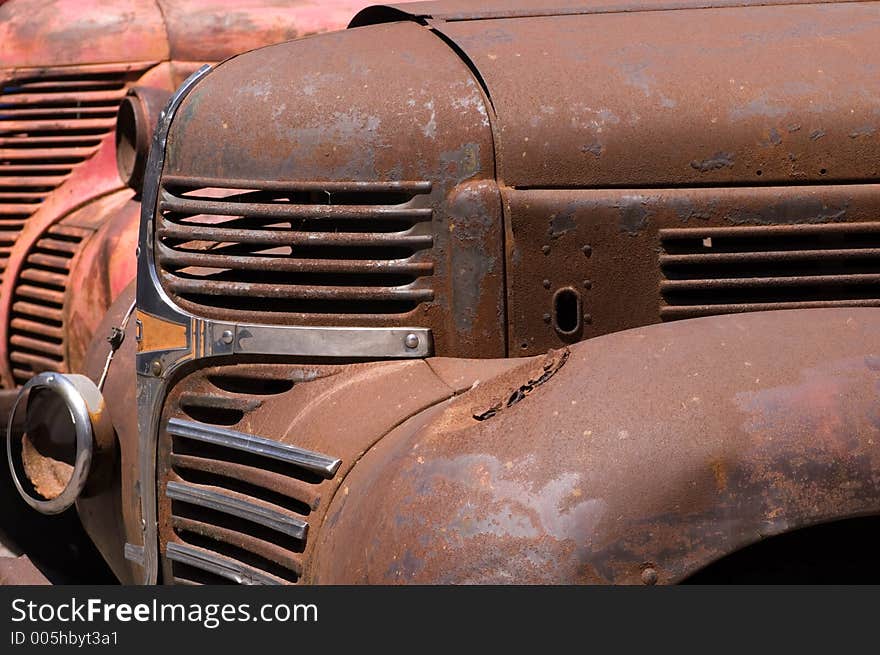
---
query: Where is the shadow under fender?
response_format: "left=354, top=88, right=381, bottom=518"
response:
left=311, top=307, right=880, bottom=584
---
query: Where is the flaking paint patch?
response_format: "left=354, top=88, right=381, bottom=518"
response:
left=616, top=195, right=650, bottom=234
left=690, top=152, right=735, bottom=172
left=725, top=198, right=847, bottom=225
left=417, top=453, right=607, bottom=542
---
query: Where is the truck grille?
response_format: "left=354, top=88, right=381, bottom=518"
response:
left=659, top=222, right=880, bottom=320
left=0, top=63, right=151, bottom=274
left=155, top=176, right=435, bottom=323
left=7, top=223, right=89, bottom=384
left=160, top=369, right=341, bottom=585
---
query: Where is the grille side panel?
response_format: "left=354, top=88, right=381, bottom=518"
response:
left=157, top=361, right=455, bottom=585
left=156, top=179, right=437, bottom=320
left=155, top=21, right=504, bottom=358
left=504, top=184, right=880, bottom=355
left=7, top=222, right=87, bottom=384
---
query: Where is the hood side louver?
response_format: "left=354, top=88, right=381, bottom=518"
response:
left=660, top=222, right=880, bottom=320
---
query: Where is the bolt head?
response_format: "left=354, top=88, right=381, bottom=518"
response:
left=150, top=360, right=162, bottom=376
left=641, top=566, right=658, bottom=585
left=541, top=245, right=551, bottom=255
left=582, top=245, right=593, bottom=257
left=221, top=329, right=234, bottom=345
left=404, top=333, right=420, bottom=349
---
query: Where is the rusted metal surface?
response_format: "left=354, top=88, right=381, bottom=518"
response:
left=310, top=307, right=880, bottom=583
left=0, top=138, right=130, bottom=388
left=0, top=1, right=166, bottom=68
left=64, top=194, right=141, bottom=374
left=75, top=282, right=141, bottom=584
left=0, top=0, right=371, bottom=69
left=158, top=20, right=504, bottom=357
left=0, top=0, right=379, bottom=389
left=352, top=0, right=864, bottom=24
left=159, top=0, right=376, bottom=62
left=504, top=183, right=880, bottom=354
left=430, top=2, right=880, bottom=187
left=154, top=356, right=492, bottom=583
left=151, top=0, right=880, bottom=362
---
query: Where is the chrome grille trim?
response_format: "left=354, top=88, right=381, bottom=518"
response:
left=166, top=418, right=341, bottom=478
left=165, top=542, right=283, bottom=585
left=165, top=480, right=308, bottom=541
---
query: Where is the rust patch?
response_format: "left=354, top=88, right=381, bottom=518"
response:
left=690, top=152, right=735, bottom=172
left=473, top=348, right=569, bottom=421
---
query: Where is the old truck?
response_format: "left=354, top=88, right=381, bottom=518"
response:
left=4, top=0, right=880, bottom=584
left=0, top=0, right=374, bottom=581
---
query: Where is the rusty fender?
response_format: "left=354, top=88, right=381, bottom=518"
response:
left=312, top=307, right=880, bottom=584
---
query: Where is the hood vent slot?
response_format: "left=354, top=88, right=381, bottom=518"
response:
left=660, top=222, right=880, bottom=320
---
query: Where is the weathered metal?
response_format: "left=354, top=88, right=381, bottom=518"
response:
left=311, top=308, right=880, bottom=583
left=154, top=356, right=511, bottom=584
left=8, top=0, right=880, bottom=585
left=153, top=21, right=504, bottom=356
left=0, top=0, right=376, bottom=389
left=117, top=0, right=880, bottom=584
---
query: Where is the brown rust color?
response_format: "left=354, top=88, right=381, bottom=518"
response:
left=154, top=356, right=511, bottom=583
left=1, top=0, right=376, bottom=389
left=76, top=282, right=142, bottom=584
left=158, top=20, right=503, bottom=356
left=310, top=308, right=880, bottom=583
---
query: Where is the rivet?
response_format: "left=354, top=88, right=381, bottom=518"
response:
left=542, top=279, right=551, bottom=289
left=150, top=359, right=162, bottom=376
left=583, top=279, right=592, bottom=289
left=541, top=245, right=551, bottom=255
left=221, top=329, right=234, bottom=345
left=641, top=567, right=658, bottom=585
left=542, top=313, right=551, bottom=324
left=582, top=245, right=592, bottom=257
left=404, top=333, right=420, bottom=349
left=583, top=313, right=593, bottom=325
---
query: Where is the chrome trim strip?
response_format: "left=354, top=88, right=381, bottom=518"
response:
left=137, top=63, right=435, bottom=584
left=165, top=481, right=308, bottom=541
left=167, top=418, right=342, bottom=478
left=123, top=543, right=145, bottom=565
left=136, top=65, right=213, bottom=585
left=165, top=542, right=281, bottom=585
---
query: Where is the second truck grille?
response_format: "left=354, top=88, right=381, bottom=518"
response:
left=7, top=223, right=88, bottom=384
left=0, top=62, right=151, bottom=274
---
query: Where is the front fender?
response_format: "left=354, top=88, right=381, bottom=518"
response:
left=312, top=308, right=880, bottom=583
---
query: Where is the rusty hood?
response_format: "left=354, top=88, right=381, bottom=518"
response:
left=355, top=0, right=880, bottom=187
